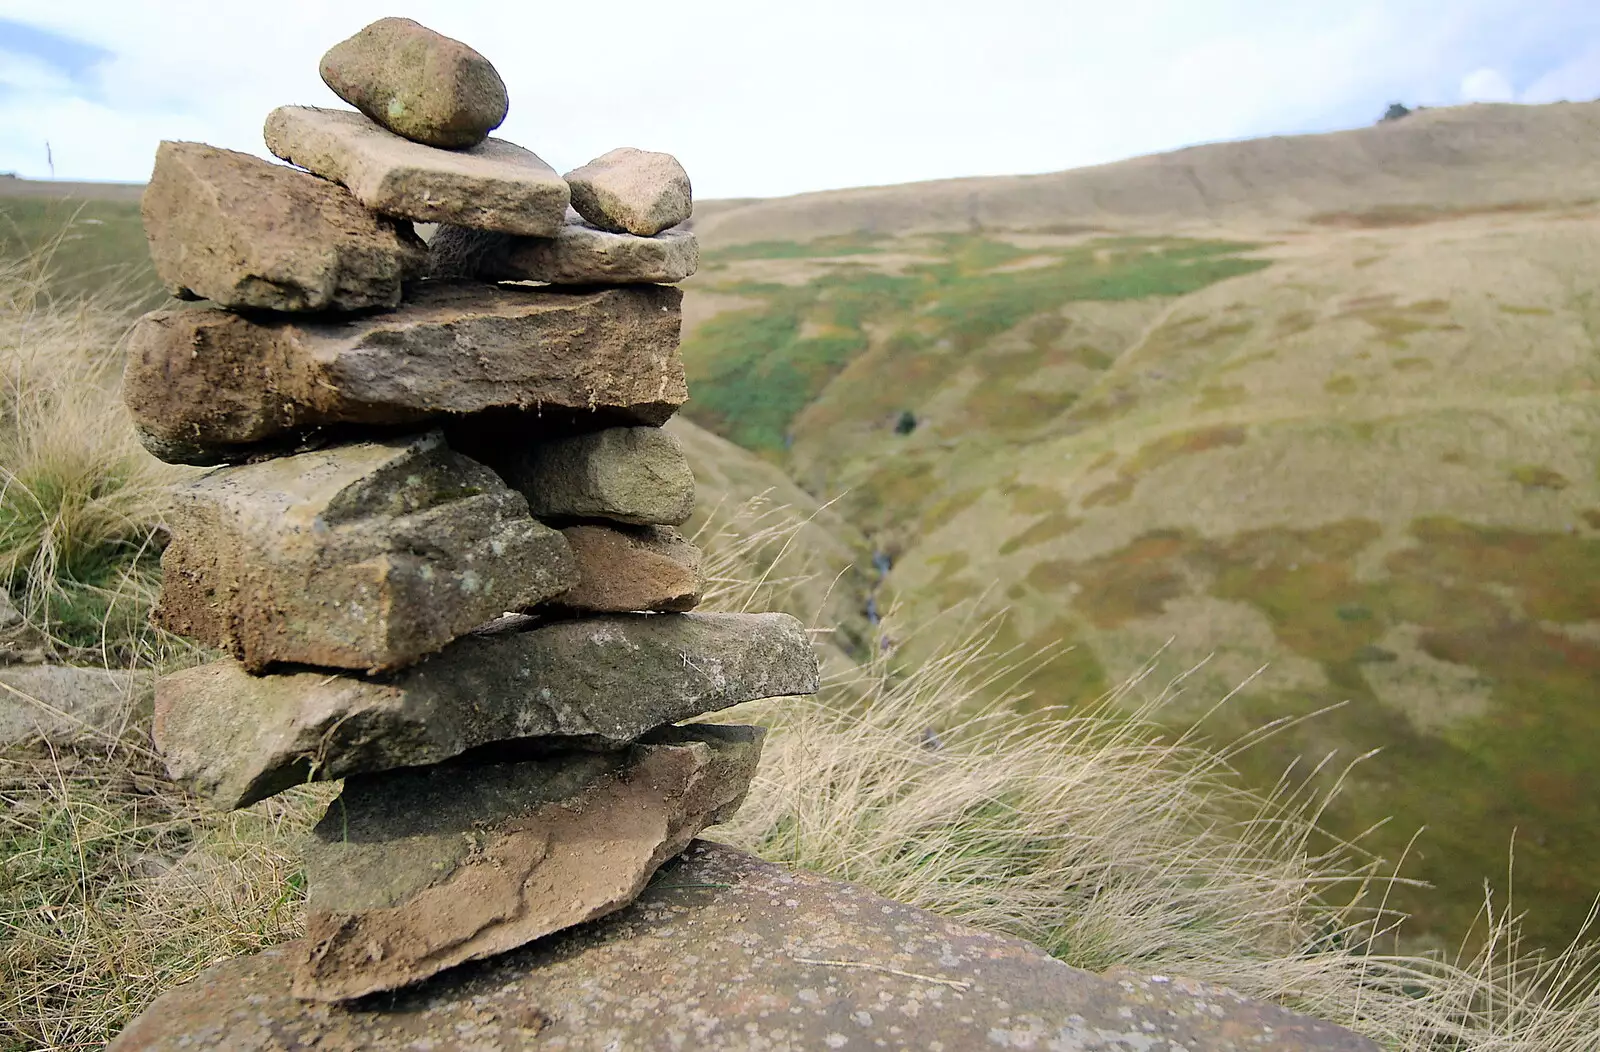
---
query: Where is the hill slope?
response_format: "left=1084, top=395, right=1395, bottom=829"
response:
left=678, top=102, right=1600, bottom=949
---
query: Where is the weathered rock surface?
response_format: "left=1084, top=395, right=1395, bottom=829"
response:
left=553, top=525, right=702, bottom=612
left=426, top=216, right=698, bottom=284
left=265, top=107, right=568, bottom=236
left=153, top=611, right=817, bottom=809
left=564, top=147, right=692, bottom=236
left=0, top=665, right=152, bottom=746
left=294, top=724, right=763, bottom=1001
left=124, top=282, right=685, bottom=465
left=319, top=17, right=507, bottom=149
left=111, top=842, right=1380, bottom=1052
left=141, top=141, right=425, bottom=311
left=154, top=432, right=573, bottom=674
left=489, top=426, right=695, bottom=526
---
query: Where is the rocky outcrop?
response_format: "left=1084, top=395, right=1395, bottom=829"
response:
left=294, top=726, right=764, bottom=1000
left=318, top=17, right=508, bottom=149
left=154, top=432, right=575, bottom=673
left=123, top=283, right=686, bottom=465
left=265, top=106, right=568, bottom=235
left=141, top=141, right=425, bottom=311
left=486, top=425, right=697, bottom=527
left=109, top=842, right=1380, bottom=1052
left=564, top=147, right=693, bottom=236
left=426, top=216, right=699, bottom=284
left=153, top=612, right=816, bottom=809
left=554, top=524, right=703, bottom=612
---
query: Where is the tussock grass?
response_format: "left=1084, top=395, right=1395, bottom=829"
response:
left=0, top=734, right=331, bottom=1052
left=0, top=238, right=192, bottom=665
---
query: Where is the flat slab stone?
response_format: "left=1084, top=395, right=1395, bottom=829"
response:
left=295, top=725, right=763, bottom=1001
left=426, top=217, right=698, bottom=284
left=110, top=842, right=1380, bottom=1052
left=154, top=432, right=574, bottom=674
left=0, top=665, right=152, bottom=746
left=141, top=141, right=425, bottom=311
left=564, top=147, right=692, bottom=236
left=319, top=18, right=507, bottom=149
left=265, top=106, right=568, bottom=236
left=153, top=611, right=818, bottom=809
left=124, top=282, right=685, bottom=465
left=488, top=426, right=696, bottom=527
left=551, top=525, right=702, bottom=613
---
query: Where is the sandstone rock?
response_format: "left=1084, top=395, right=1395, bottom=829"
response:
left=141, top=141, right=424, bottom=312
left=426, top=216, right=698, bottom=284
left=154, top=432, right=574, bottom=674
left=489, top=426, right=695, bottom=527
left=319, top=17, right=507, bottom=149
left=153, top=611, right=817, bottom=809
left=553, top=525, right=702, bottom=612
left=265, top=107, right=568, bottom=236
left=0, top=666, right=152, bottom=746
left=565, top=148, right=692, bottom=236
left=293, top=724, right=762, bottom=1001
left=111, top=842, right=1381, bottom=1052
left=123, top=282, right=685, bottom=465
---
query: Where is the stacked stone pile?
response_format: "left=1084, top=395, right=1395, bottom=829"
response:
left=127, top=17, right=817, bottom=1003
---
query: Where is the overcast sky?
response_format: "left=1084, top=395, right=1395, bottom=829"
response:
left=1, top=1, right=1598, bottom=199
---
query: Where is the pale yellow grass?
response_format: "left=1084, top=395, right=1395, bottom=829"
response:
left=0, top=239, right=194, bottom=666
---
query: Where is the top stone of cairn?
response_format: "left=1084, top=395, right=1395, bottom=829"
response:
left=320, top=17, right=508, bottom=149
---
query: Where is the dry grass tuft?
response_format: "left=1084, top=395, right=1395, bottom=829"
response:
left=0, top=724, right=332, bottom=1052
left=0, top=239, right=193, bottom=667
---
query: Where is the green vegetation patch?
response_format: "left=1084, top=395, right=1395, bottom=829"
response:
left=682, top=236, right=1271, bottom=451
left=0, top=198, right=159, bottom=302
left=701, top=231, right=891, bottom=263
left=1022, top=515, right=1600, bottom=948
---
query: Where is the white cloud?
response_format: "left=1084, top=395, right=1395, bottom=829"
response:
left=1460, top=67, right=1516, bottom=101
left=1521, top=40, right=1600, bottom=102
left=0, top=1, right=1596, bottom=195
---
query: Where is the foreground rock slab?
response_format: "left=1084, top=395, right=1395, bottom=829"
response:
left=564, top=147, right=692, bottom=236
left=155, top=432, right=573, bottom=674
left=124, top=282, right=685, bottom=465
left=154, top=611, right=817, bottom=809
left=142, top=141, right=424, bottom=311
left=319, top=17, right=508, bottom=149
left=111, top=842, right=1379, bottom=1052
left=427, top=217, right=698, bottom=284
left=0, top=666, right=152, bottom=746
left=294, top=725, right=763, bottom=1001
left=266, top=107, right=568, bottom=235
left=553, top=525, right=702, bottom=613
left=489, top=426, right=696, bottom=526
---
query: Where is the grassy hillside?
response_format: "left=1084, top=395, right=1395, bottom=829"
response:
left=681, top=106, right=1600, bottom=951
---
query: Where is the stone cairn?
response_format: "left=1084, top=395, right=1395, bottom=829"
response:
left=126, top=17, right=818, bottom=1002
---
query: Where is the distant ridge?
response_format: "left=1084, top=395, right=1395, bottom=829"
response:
left=689, top=102, right=1600, bottom=246
left=0, top=176, right=144, bottom=202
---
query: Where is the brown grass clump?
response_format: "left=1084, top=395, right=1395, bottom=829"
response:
left=0, top=237, right=194, bottom=667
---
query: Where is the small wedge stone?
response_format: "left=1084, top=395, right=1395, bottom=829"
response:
left=319, top=17, right=507, bottom=148
left=488, top=426, right=695, bottom=526
left=155, top=432, right=575, bottom=674
left=292, top=724, right=763, bottom=1001
left=426, top=216, right=698, bottom=284
left=565, top=147, right=692, bottom=235
left=553, top=525, right=703, bottom=612
left=265, top=106, right=568, bottom=236
left=124, top=282, right=685, bottom=465
left=153, top=611, right=818, bottom=809
left=141, top=141, right=424, bottom=311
